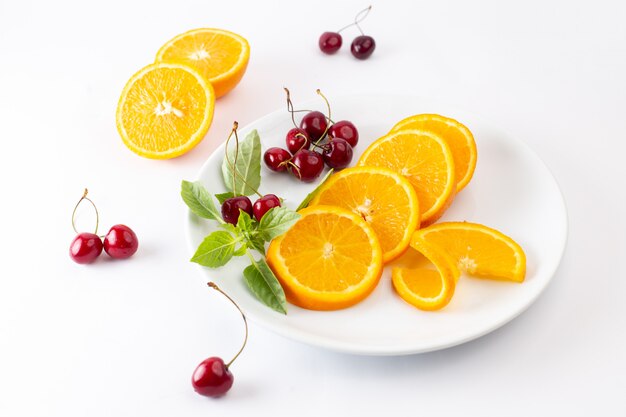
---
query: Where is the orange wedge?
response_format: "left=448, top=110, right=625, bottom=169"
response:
left=391, top=114, right=477, bottom=192
left=116, top=62, right=215, bottom=159
left=309, top=166, right=420, bottom=263
left=266, top=205, right=383, bottom=310
left=358, top=129, right=456, bottom=226
left=155, top=28, right=250, bottom=98
left=392, top=237, right=458, bottom=311
left=414, top=222, right=526, bottom=282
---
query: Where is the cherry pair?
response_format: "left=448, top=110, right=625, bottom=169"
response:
left=221, top=194, right=281, bottom=225
left=319, top=6, right=376, bottom=60
left=69, top=189, right=138, bottom=264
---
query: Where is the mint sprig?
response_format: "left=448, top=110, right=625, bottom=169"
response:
left=182, top=180, right=300, bottom=315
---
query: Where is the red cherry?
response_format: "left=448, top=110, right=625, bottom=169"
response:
left=328, top=120, right=359, bottom=147
left=253, top=194, right=281, bottom=221
left=319, top=31, right=342, bottom=54
left=285, top=128, right=311, bottom=154
left=221, top=196, right=253, bottom=225
left=264, top=147, right=291, bottom=172
left=192, top=357, right=234, bottom=397
left=104, top=225, right=138, bottom=259
left=69, top=233, right=103, bottom=264
left=299, top=111, right=328, bottom=142
left=322, top=138, right=353, bottom=169
left=289, top=150, right=325, bottom=182
left=351, top=35, right=376, bottom=60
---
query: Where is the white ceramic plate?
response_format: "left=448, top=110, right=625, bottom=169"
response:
left=186, top=94, right=568, bottom=356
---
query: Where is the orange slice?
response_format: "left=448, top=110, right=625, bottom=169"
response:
left=116, top=62, right=215, bottom=159
left=392, top=238, right=458, bottom=311
left=155, top=28, right=250, bottom=98
left=414, top=222, right=526, bottom=282
left=358, top=129, right=456, bottom=226
left=309, top=166, right=420, bottom=263
left=391, top=114, right=477, bottom=192
left=266, top=205, right=383, bottom=310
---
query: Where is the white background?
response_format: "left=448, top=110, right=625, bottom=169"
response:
left=1, top=0, right=625, bottom=415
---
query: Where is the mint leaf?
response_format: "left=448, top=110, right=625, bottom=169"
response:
left=296, top=169, right=334, bottom=210
left=215, top=192, right=235, bottom=205
left=221, top=130, right=261, bottom=196
left=233, top=245, right=247, bottom=256
left=243, top=256, right=287, bottom=314
left=258, top=207, right=301, bottom=241
left=191, top=231, right=239, bottom=267
left=247, top=235, right=266, bottom=254
left=181, top=180, right=224, bottom=223
left=236, top=209, right=255, bottom=235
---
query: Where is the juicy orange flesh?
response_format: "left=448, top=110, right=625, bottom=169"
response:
left=359, top=133, right=452, bottom=218
left=397, top=269, right=443, bottom=299
left=278, top=213, right=374, bottom=292
left=393, top=116, right=473, bottom=189
left=119, top=67, right=208, bottom=152
left=419, top=228, right=519, bottom=278
left=159, top=32, right=244, bottom=80
left=313, top=172, right=413, bottom=256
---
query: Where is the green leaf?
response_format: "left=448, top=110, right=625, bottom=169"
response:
left=257, top=207, right=301, bottom=241
left=215, top=192, right=235, bottom=205
left=247, top=235, right=266, bottom=254
left=243, top=255, right=287, bottom=314
left=236, top=209, right=255, bottom=235
left=221, top=130, right=262, bottom=196
left=191, top=231, right=239, bottom=267
left=233, top=245, right=247, bottom=256
left=296, top=169, right=334, bottom=210
left=181, top=180, right=224, bottom=223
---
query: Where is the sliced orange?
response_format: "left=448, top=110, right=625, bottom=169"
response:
left=266, top=205, right=383, bottom=310
left=155, top=28, right=250, bottom=98
left=414, top=222, right=526, bottom=282
left=391, top=114, right=477, bottom=192
left=392, top=238, right=458, bottom=311
left=309, top=166, right=420, bottom=263
left=116, top=62, right=215, bottom=159
left=358, top=129, right=456, bottom=226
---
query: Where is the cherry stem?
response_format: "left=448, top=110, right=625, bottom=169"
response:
left=207, top=282, right=248, bottom=368
left=284, top=87, right=299, bottom=129
left=71, top=188, right=99, bottom=235
left=224, top=122, right=263, bottom=199
left=314, top=89, right=332, bottom=146
left=337, top=5, right=372, bottom=35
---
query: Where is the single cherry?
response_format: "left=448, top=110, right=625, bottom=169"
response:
left=192, top=357, right=234, bottom=397
left=69, top=189, right=104, bottom=264
left=323, top=138, right=353, bottom=169
left=70, top=233, right=103, bottom=264
left=299, top=111, right=328, bottom=142
left=319, top=31, right=342, bottom=54
left=221, top=196, right=253, bottom=225
left=192, top=282, right=248, bottom=398
left=104, top=224, right=139, bottom=259
left=289, top=149, right=325, bottom=182
left=351, top=35, right=376, bottom=60
left=328, top=120, right=359, bottom=147
left=285, top=128, right=311, bottom=154
left=253, top=194, right=281, bottom=221
left=263, top=147, right=291, bottom=172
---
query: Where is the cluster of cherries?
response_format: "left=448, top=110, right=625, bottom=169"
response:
left=69, top=189, right=138, bottom=264
left=319, top=6, right=376, bottom=60
left=263, top=89, right=359, bottom=182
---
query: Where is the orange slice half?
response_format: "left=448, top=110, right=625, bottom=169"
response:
left=266, top=205, right=383, bottom=310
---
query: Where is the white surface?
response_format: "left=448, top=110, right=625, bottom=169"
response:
left=1, top=0, right=625, bottom=415
left=188, top=93, right=568, bottom=355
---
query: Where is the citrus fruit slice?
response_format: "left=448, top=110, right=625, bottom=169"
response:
left=266, top=205, right=383, bottom=310
left=116, top=62, right=215, bottom=159
left=309, top=166, right=420, bottom=263
left=414, top=222, right=526, bottom=282
left=391, top=114, right=477, bottom=192
left=357, top=129, right=456, bottom=226
left=392, top=237, right=458, bottom=311
left=155, top=28, right=250, bottom=98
